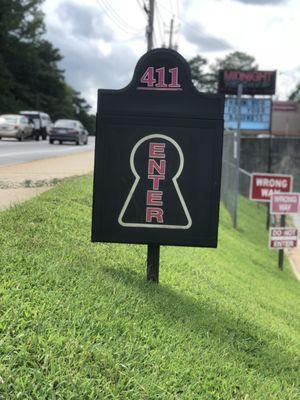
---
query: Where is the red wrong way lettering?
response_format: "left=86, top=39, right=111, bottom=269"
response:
left=269, top=228, right=298, bottom=249
left=250, top=173, right=293, bottom=202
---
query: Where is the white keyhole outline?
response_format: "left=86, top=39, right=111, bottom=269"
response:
left=118, top=134, right=192, bottom=229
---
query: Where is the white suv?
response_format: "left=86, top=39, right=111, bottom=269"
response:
left=20, top=111, right=52, bottom=140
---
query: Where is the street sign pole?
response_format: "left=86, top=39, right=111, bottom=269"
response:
left=147, top=243, right=160, bottom=283
left=233, top=83, right=243, bottom=229
left=278, top=214, right=286, bottom=270
left=266, top=106, right=273, bottom=230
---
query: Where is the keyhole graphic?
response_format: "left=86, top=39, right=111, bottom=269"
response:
left=118, top=134, right=192, bottom=229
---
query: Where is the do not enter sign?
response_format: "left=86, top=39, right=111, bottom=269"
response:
left=92, top=48, right=224, bottom=248
left=269, top=228, right=298, bottom=249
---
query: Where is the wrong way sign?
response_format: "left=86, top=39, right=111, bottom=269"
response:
left=250, top=173, right=293, bottom=202
left=271, top=193, right=300, bottom=215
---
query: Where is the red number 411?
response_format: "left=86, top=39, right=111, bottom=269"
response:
left=140, top=67, right=181, bottom=88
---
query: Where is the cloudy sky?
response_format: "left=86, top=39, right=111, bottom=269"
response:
left=43, top=0, right=300, bottom=112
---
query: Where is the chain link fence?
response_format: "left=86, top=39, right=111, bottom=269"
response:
left=221, top=132, right=300, bottom=228
left=221, top=131, right=252, bottom=227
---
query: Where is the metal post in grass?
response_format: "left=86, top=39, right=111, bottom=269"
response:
left=233, top=83, right=243, bottom=229
left=266, top=111, right=273, bottom=230
left=278, top=214, right=286, bottom=270
left=147, top=244, right=160, bottom=283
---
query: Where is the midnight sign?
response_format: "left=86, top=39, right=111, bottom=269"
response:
left=218, top=70, right=276, bottom=95
left=92, top=48, right=224, bottom=247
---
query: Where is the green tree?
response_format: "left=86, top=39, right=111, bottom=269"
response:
left=189, top=51, right=258, bottom=93
left=213, top=51, right=258, bottom=72
left=0, top=0, right=95, bottom=134
left=289, top=83, right=300, bottom=102
left=188, top=55, right=216, bottom=92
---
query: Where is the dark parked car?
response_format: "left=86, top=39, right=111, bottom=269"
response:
left=49, top=119, right=88, bottom=145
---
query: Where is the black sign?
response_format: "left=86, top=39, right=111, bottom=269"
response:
left=92, top=48, right=224, bottom=247
left=218, top=70, right=276, bottom=95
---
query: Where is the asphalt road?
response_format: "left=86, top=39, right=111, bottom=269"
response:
left=0, top=136, right=95, bottom=166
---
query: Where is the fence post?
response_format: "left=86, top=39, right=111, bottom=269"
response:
left=233, top=83, right=243, bottom=229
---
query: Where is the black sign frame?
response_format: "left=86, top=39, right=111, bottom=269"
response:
left=92, top=48, right=224, bottom=248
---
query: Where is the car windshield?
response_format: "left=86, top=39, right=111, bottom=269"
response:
left=1, top=116, right=18, bottom=124
left=54, top=120, right=77, bottom=128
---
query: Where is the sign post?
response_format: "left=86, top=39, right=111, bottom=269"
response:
left=92, top=48, right=224, bottom=283
left=147, top=243, right=160, bottom=283
left=233, top=83, right=242, bottom=229
left=278, top=215, right=286, bottom=270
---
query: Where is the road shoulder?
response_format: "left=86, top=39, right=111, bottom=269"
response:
left=0, top=150, right=93, bottom=210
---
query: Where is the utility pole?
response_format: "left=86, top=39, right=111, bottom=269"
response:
left=145, top=0, right=155, bottom=51
left=168, top=18, right=174, bottom=49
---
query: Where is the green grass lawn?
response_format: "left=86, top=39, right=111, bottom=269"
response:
left=0, top=175, right=299, bottom=399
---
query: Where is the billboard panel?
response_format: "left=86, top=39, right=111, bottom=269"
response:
left=219, top=70, right=276, bottom=95
left=224, top=98, right=271, bottom=130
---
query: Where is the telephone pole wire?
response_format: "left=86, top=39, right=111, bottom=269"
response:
left=168, top=17, right=174, bottom=49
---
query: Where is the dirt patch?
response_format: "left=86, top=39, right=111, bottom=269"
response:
left=286, top=248, right=300, bottom=282
left=0, top=150, right=93, bottom=210
left=0, top=187, right=51, bottom=210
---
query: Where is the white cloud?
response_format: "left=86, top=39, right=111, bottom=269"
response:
left=43, top=0, right=300, bottom=109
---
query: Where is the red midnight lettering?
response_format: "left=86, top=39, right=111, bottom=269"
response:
left=225, top=70, right=273, bottom=83
left=224, top=71, right=237, bottom=81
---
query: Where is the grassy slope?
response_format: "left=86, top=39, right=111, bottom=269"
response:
left=0, top=176, right=299, bottom=399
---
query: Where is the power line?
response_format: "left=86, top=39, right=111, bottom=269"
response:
left=102, top=0, right=144, bottom=32
left=159, top=0, right=216, bottom=50
left=156, top=0, right=181, bottom=50
left=169, top=0, right=174, bottom=15
left=155, top=2, right=166, bottom=46
left=136, top=0, right=147, bottom=15
left=176, top=0, right=180, bottom=17
left=153, top=30, right=157, bottom=48
left=96, top=0, right=144, bottom=34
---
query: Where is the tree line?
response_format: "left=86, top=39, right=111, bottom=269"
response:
left=188, top=51, right=300, bottom=101
left=0, top=0, right=95, bottom=134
